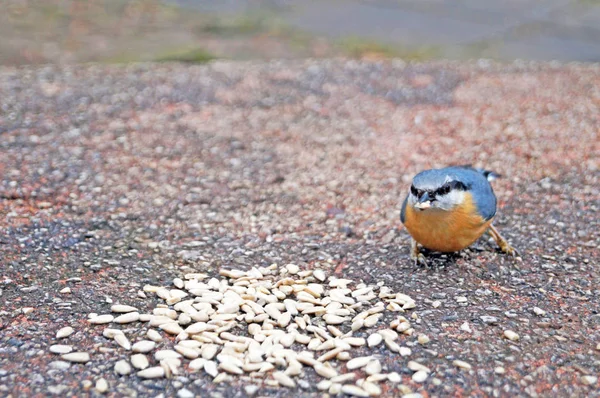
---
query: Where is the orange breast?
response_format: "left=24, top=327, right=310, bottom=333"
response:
left=403, top=194, right=493, bottom=252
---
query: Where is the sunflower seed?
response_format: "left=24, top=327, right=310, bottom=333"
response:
left=132, top=340, right=156, bottom=353
left=347, top=356, right=373, bottom=370
left=503, top=330, right=519, bottom=341
left=56, top=327, right=74, bottom=339
left=137, top=366, right=165, bottom=379
left=88, top=314, right=114, bottom=324
left=367, top=334, right=383, bottom=347
left=365, top=360, right=382, bottom=375
left=412, top=370, right=428, bottom=383
left=61, top=352, right=90, bottom=363
left=408, top=361, right=430, bottom=373
left=453, top=360, right=472, bottom=370
left=50, top=345, right=73, bottom=354
left=131, top=354, right=149, bottom=369
left=111, top=305, right=138, bottom=313
left=146, top=329, right=163, bottom=342
left=341, top=385, right=369, bottom=397
left=114, top=312, right=140, bottom=324
left=314, top=363, right=338, bottom=378
left=273, top=371, right=296, bottom=387
left=114, top=334, right=131, bottom=350
left=114, top=360, right=132, bottom=375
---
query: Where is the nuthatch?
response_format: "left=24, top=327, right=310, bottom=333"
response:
left=400, top=165, right=517, bottom=264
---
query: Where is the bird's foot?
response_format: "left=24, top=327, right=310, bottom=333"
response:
left=410, top=239, right=427, bottom=266
left=489, top=224, right=520, bottom=257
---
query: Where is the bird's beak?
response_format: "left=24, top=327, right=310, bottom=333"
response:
left=414, top=192, right=431, bottom=210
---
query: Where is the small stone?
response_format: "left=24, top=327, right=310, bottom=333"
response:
left=582, top=375, right=597, bottom=385
left=60, top=287, right=71, bottom=294
left=503, top=330, right=519, bottom=341
left=494, top=366, right=505, bottom=374
left=95, top=378, right=108, bottom=394
left=244, top=385, right=260, bottom=396
left=177, top=388, right=194, bottom=398
left=22, top=307, right=34, bottom=315
left=532, top=307, right=546, bottom=316
left=56, top=327, right=74, bottom=339
left=480, top=316, right=498, bottom=325
left=114, top=360, right=132, bottom=375
left=460, top=322, right=472, bottom=333
left=417, top=334, right=430, bottom=345
left=50, top=345, right=73, bottom=354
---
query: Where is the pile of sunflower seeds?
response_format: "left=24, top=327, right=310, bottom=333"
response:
left=89, top=264, right=424, bottom=396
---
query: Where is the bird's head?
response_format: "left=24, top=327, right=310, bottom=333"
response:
left=407, top=171, right=469, bottom=212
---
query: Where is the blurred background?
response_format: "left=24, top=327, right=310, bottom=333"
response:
left=2, top=0, right=600, bottom=66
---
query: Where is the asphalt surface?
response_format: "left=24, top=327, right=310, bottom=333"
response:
left=0, top=60, right=599, bottom=397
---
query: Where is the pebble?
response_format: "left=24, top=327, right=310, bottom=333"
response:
left=59, top=287, right=71, bottom=294
left=460, top=322, right=472, bottom=333
left=177, top=388, right=194, bottom=398
left=61, top=352, right=91, bottom=363
left=480, top=316, right=498, bottom=325
left=114, top=360, right=132, bottom=375
left=56, top=327, right=74, bottom=339
left=582, top=375, right=597, bottom=385
left=417, top=334, right=430, bottom=345
left=503, top=330, right=519, bottom=341
left=494, top=366, right=505, bottom=374
left=50, top=345, right=73, bottom=354
left=533, top=307, right=546, bottom=316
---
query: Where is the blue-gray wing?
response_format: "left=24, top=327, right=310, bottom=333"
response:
left=448, top=167, right=497, bottom=221
left=400, top=195, right=409, bottom=223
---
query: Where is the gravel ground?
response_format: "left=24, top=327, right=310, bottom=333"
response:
left=0, top=59, right=599, bottom=397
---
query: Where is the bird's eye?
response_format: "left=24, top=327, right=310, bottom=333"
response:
left=410, top=185, right=418, bottom=196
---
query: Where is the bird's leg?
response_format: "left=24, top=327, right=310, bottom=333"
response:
left=410, top=238, right=427, bottom=265
left=488, top=224, right=519, bottom=256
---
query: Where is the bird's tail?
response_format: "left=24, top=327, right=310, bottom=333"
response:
left=457, top=164, right=502, bottom=182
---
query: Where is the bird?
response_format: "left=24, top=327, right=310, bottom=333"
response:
left=400, top=165, right=517, bottom=264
